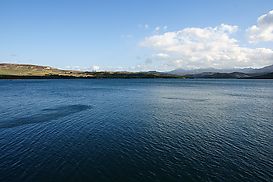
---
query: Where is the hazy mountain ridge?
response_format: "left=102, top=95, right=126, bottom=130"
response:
left=184, top=72, right=251, bottom=79
left=168, top=64, right=273, bottom=79
left=169, top=64, right=273, bottom=75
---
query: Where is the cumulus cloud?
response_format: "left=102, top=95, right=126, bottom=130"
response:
left=141, top=24, right=273, bottom=69
left=247, top=10, right=273, bottom=42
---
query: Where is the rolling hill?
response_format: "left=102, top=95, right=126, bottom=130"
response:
left=0, top=63, right=183, bottom=79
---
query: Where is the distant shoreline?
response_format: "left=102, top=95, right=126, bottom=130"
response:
left=1, top=75, right=272, bottom=79
left=1, top=63, right=273, bottom=79
left=0, top=75, right=184, bottom=79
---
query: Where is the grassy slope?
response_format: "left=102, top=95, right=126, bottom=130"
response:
left=0, top=63, right=183, bottom=79
left=0, top=64, right=93, bottom=77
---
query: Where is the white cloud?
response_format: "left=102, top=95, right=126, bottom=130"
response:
left=218, top=23, right=238, bottom=33
left=91, top=65, right=100, bottom=71
left=247, top=10, right=273, bottom=42
left=140, top=24, right=273, bottom=69
left=154, top=53, right=169, bottom=58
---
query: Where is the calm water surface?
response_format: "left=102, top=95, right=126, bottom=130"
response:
left=0, top=79, right=273, bottom=182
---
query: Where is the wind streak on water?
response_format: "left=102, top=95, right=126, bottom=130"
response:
left=0, top=105, right=91, bottom=129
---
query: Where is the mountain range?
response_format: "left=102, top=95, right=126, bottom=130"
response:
left=168, top=64, right=273, bottom=79
left=169, top=64, right=273, bottom=75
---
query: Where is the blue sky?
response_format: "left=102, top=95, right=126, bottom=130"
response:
left=1, top=0, right=273, bottom=71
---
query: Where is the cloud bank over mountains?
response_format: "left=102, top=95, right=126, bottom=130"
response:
left=140, top=10, right=273, bottom=70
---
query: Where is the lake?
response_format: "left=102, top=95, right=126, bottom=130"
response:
left=0, top=79, right=273, bottom=182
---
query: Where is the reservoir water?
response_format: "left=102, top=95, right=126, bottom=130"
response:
left=0, top=79, right=273, bottom=181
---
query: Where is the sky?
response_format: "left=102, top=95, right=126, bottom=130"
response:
left=1, top=0, right=273, bottom=71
